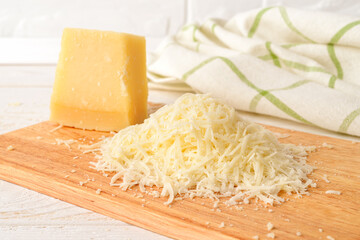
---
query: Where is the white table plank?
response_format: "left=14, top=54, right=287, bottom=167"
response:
left=0, top=182, right=168, bottom=240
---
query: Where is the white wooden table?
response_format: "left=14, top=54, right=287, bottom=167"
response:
left=0, top=40, right=359, bottom=240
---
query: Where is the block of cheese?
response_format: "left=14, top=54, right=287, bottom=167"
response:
left=50, top=28, right=147, bottom=131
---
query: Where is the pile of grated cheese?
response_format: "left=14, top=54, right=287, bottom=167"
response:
left=93, top=94, right=315, bottom=205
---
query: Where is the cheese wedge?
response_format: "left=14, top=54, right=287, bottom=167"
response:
left=50, top=28, right=147, bottom=131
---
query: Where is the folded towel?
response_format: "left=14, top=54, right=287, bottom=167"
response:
left=148, top=7, right=360, bottom=137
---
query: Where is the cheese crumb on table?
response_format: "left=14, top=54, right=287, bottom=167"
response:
left=8, top=102, right=23, bottom=107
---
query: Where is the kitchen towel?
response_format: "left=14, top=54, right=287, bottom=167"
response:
left=147, top=6, right=360, bottom=137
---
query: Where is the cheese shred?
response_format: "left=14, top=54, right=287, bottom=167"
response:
left=93, top=94, right=314, bottom=205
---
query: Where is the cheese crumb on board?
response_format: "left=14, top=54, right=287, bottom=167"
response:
left=93, top=94, right=314, bottom=205
left=6, top=145, right=15, bottom=151
left=274, top=132, right=291, bottom=139
left=219, top=222, right=225, bottom=228
left=96, top=189, right=102, bottom=195
left=322, top=174, right=330, bottom=183
left=322, top=142, right=334, bottom=149
left=326, top=236, right=335, bottom=240
left=296, top=231, right=302, bottom=236
left=55, top=138, right=78, bottom=149
left=325, top=190, right=341, bottom=195
left=252, top=235, right=259, bottom=240
left=267, top=222, right=274, bottom=231
left=267, top=232, right=275, bottom=239
left=319, top=228, right=323, bottom=232
left=49, top=124, right=63, bottom=133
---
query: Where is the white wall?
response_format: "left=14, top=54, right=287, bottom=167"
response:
left=0, top=0, right=359, bottom=63
left=1, top=0, right=359, bottom=38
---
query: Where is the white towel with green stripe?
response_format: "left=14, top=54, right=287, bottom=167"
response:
left=147, top=6, right=360, bottom=137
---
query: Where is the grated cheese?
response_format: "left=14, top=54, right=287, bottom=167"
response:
left=93, top=94, right=314, bottom=205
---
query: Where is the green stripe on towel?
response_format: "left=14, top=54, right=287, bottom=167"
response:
left=330, top=20, right=360, bottom=44
left=279, top=7, right=316, bottom=43
left=265, top=42, right=281, bottom=67
left=327, top=44, right=343, bottom=79
left=248, top=7, right=274, bottom=38
left=339, top=107, right=360, bottom=133
left=328, top=75, right=337, bottom=88
left=249, top=80, right=312, bottom=111
left=182, top=56, right=315, bottom=126
left=281, top=59, right=330, bottom=74
left=327, top=20, right=360, bottom=80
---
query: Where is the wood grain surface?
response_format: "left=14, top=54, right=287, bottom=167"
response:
left=0, top=120, right=359, bottom=240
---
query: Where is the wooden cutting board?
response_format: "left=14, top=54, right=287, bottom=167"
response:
left=0, top=120, right=359, bottom=239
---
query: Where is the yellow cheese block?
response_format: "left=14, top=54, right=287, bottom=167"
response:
left=50, top=28, right=148, bottom=131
